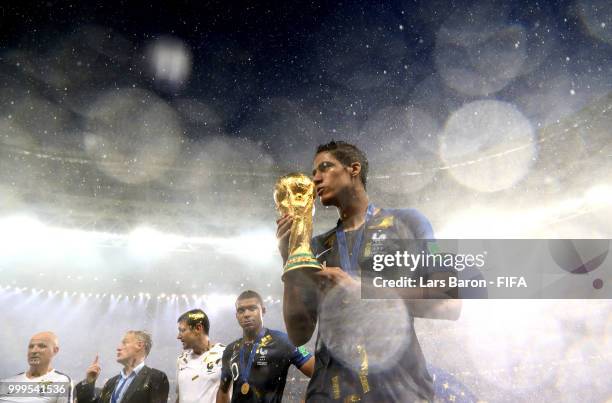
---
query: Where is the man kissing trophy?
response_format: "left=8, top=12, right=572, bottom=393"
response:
left=274, top=172, right=322, bottom=280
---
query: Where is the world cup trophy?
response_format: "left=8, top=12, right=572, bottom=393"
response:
left=274, top=173, right=323, bottom=281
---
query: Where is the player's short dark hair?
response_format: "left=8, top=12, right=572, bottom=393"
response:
left=177, top=309, right=210, bottom=335
left=315, top=140, right=369, bottom=189
left=237, top=290, right=264, bottom=306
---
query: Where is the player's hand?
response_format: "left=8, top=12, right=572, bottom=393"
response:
left=276, top=214, right=293, bottom=263
left=313, top=266, right=360, bottom=292
left=85, top=354, right=101, bottom=384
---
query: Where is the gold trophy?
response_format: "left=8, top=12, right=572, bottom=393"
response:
left=274, top=173, right=323, bottom=280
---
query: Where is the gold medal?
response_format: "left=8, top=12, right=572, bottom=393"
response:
left=241, top=382, right=250, bottom=395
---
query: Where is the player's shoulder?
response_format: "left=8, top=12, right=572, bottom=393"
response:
left=177, top=349, right=192, bottom=362
left=207, top=343, right=226, bottom=357
left=265, top=329, right=294, bottom=346
left=266, top=328, right=288, bottom=338
left=378, top=207, right=434, bottom=238
left=224, top=339, right=241, bottom=352
left=51, top=369, right=72, bottom=382
left=210, top=342, right=226, bottom=353
left=380, top=207, right=428, bottom=221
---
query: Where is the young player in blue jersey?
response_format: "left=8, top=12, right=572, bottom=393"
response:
left=276, top=141, right=461, bottom=402
left=216, top=290, right=314, bottom=403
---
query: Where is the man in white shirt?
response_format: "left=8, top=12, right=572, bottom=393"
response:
left=0, top=331, right=73, bottom=403
left=176, top=309, right=226, bottom=403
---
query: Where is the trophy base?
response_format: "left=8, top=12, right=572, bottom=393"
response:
left=282, top=252, right=323, bottom=281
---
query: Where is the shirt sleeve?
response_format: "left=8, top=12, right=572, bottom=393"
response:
left=396, top=209, right=443, bottom=278
left=399, top=209, right=460, bottom=292
left=288, top=342, right=313, bottom=368
left=400, top=208, right=434, bottom=239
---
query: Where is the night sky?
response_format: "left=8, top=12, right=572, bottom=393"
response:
left=4, top=0, right=607, bottom=135
left=2, top=0, right=610, bottom=218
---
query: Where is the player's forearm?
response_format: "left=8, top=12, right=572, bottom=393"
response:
left=298, top=356, right=315, bottom=378
left=283, top=283, right=317, bottom=346
left=216, top=387, right=230, bottom=403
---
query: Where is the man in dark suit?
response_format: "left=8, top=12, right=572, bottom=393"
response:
left=76, top=330, right=169, bottom=403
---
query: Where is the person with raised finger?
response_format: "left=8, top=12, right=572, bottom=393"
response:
left=75, top=331, right=169, bottom=403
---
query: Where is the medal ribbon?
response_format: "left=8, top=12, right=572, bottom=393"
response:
left=336, top=203, right=375, bottom=277
left=238, top=327, right=266, bottom=388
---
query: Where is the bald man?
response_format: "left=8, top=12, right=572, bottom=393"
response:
left=0, top=332, right=73, bottom=402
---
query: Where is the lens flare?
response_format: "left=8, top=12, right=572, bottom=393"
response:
left=440, top=100, right=536, bottom=192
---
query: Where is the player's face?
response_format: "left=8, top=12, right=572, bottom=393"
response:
left=235, top=298, right=264, bottom=333
left=177, top=321, right=199, bottom=350
left=116, top=333, right=142, bottom=364
left=27, top=337, right=56, bottom=368
left=312, top=151, right=352, bottom=206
